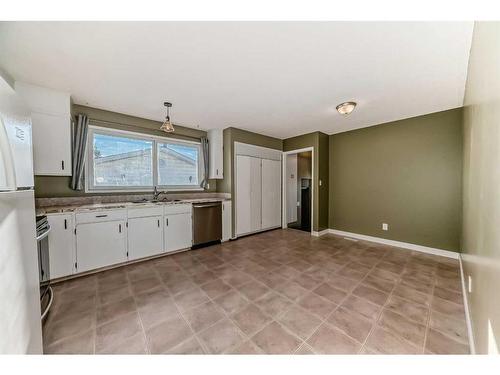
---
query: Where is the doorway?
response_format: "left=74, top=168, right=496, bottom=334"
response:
left=282, top=148, right=313, bottom=234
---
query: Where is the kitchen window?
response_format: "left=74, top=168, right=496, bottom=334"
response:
left=86, top=126, right=203, bottom=192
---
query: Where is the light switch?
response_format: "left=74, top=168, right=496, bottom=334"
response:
left=382, top=223, right=389, bottom=231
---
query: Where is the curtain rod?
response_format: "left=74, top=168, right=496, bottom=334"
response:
left=87, top=117, right=204, bottom=142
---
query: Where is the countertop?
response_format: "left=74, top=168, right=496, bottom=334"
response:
left=36, top=197, right=230, bottom=216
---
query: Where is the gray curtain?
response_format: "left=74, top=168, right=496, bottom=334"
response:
left=70, top=114, right=89, bottom=190
left=200, top=136, right=209, bottom=189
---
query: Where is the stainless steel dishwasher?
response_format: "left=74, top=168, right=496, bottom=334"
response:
left=192, top=201, right=222, bottom=247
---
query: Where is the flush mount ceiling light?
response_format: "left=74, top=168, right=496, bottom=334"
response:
left=336, top=101, right=357, bottom=115
left=160, top=102, right=174, bottom=132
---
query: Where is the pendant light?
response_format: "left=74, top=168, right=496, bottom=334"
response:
left=160, top=102, right=174, bottom=132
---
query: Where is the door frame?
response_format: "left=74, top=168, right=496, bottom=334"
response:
left=281, top=147, right=314, bottom=235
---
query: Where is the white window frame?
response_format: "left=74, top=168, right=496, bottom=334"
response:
left=85, top=125, right=204, bottom=193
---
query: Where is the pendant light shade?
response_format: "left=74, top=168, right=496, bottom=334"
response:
left=160, top=102, right=174, bottom=132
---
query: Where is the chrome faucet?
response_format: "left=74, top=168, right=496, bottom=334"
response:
left=153, top=186, right=163, bottom=201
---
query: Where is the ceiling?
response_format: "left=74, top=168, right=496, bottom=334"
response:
left=0, top=22, right=473, bottom=138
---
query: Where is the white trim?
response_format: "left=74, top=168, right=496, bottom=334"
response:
left=458, top=255, right=476, bottom=354
left=281, top=147, right=314, bottom=236
left=312, top=229, right=329, bottom=237
left=328, top=229, right=459, bottom=259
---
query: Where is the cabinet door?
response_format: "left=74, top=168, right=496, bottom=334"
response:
left=235, top=155, right=262, bottom=236
left=165, top=213, right=192, bottom=252
left=208, top=129, right=223, bottom=179
left=47, top=214, right=75, bottom=279
left=31, top=112, right=72, bottom=176
left=128, top=216, right=163, bottom=261
left=76, top=220, right=126, bottom=273
left=222, top=200, right=232, bottom=242
left=261, top=158, right=282, bottom=229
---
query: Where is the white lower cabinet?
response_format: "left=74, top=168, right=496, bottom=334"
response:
left=128, top=215, right=163, bottom=260
left=165, top=213, right=192, bottom=252
left=47, top=213, right=75, bottom=279
left=75, top=220, right=127, bottom=273
left=222, top=200, right=232, bottom=241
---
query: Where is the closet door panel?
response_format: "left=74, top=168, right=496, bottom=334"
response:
left=249, top=157, right=262, bottom=232
left=236, top=155, right=252, bottom=236
left=261, top=158, right=282, bottom=229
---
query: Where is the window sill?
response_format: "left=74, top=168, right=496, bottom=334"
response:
left=85, top=187, right=206, bottom=194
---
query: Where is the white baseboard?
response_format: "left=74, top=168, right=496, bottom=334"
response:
left=459, top=255, right=476, bottom=354
left=327, top=229, right=459, bottom=259
left=312, top=229, right=330, bottom=237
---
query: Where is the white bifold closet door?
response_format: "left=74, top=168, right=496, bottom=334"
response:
left=236, top=155, right=262, bottom=236
left=261, top=158, right=282, bottom=229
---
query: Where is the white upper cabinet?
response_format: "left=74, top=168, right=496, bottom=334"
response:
left=208, top=129, right=223, bottom=179
left=15, top=82, right=72, bottom=176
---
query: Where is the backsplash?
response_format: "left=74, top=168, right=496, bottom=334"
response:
left=35, top=192, right=231, bottom=208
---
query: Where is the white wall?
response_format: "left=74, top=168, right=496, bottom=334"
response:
left=286, top=154, right=297, bottom=223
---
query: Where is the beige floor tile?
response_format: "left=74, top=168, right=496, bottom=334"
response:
left=44, top=309, right=95, bottom=346
left=199, top=278, right=232, bottom=299
left=96, top=296, right=137, bottom=327
left=425, top=328, right=469, bottom=354
left=228, top=340, right=263, bottom=354
left=44, top=329, right=95, bottom=354
left=340, top=294, right=381, bottom=321
left=327, top=307, right=373, bottom=343
left=362, top=275, right=395, bottom=293
left=184, top=301, right=225, bottom=333
left=95, top=311, right=143, bottom=352
left=297, top=292, right=337, bottom=319
left=145, top=313, right=193, bottom=354
left=251, top=321, right=302, bottom=354
left=214, top=289, right=250, bottom=314
left=255, top=291, right=293, bottom=318
left=429, top=310, right=468, bottom=344
left=236, top=280, right=270, bottom=301
left=96, top=332, right=148, bottom=354
left=278, top=305, right=322, bottom=340
left=306, top=323, right=361, bottom=354
left=393, top=284, right=432, bottom=307
left=352, top=285, right=389, bottom=306
left=385, top=295, right=429, bottom=325
left=174, top=287, right=210, bottom=311
left=378, top=309, right=426, bottom=347
left=198, top=319, right=245, bottom=354
left=365, top=327, right=421, bottom=354
left=431, top=296, right=465, bottom=320
left=167, top=337, right=205, bottom=354
left=312, top=283, right=348, bottom=304
left=231, top=304, right=272, bottom=336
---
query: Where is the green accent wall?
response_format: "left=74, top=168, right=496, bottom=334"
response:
left=461, top=21, right=500, bottom=354
left=283, top=131, right=329, bottom=232
left=218, top=127, right=283, bottom=235
left=34, top=104, right=217, bottom=198
left=329, top=108, right=463, bottom=252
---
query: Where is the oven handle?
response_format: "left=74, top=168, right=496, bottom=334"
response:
left=36, top=225, right=51, bottom=242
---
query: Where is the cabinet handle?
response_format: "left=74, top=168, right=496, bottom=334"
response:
left=95, top=214, right=108, bottom=218
left=64, top=219, right=67, bottom=229
left=216, top=168, right=218, bottom=175
left=119, top=224, right=122, bottom=233
left=61, top=160, right=65, bottom=170
left=166, top=218, right=169, bottom=226
left=157, top=219, right=160, bottom=227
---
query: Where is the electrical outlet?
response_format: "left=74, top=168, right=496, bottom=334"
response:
left=296, top=201, right=300, bottom=207
left=468, top=275, right=472, bottom=293
left=319, top=180, right=322, bottom=186
left=382, top=223, right=389, bottom=231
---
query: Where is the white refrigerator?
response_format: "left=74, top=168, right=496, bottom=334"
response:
left=0, top=74, right=43, bottom=354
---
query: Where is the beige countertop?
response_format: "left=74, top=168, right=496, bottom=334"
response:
left=36, top=197, right=230, bottom=216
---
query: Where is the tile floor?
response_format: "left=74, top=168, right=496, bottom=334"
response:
left=43, top=229, right=470, bottom=354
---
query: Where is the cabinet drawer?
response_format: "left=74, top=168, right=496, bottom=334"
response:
left=76, top=209, right=127, bottom=224
left=128, top=206, right=163, bottom=219
left=164, top=204, right=192, bottom=215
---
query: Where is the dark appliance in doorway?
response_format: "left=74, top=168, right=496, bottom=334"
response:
left=300, top=178, right=311, bottom=232
left=36, top=215, right=53, bottom=320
